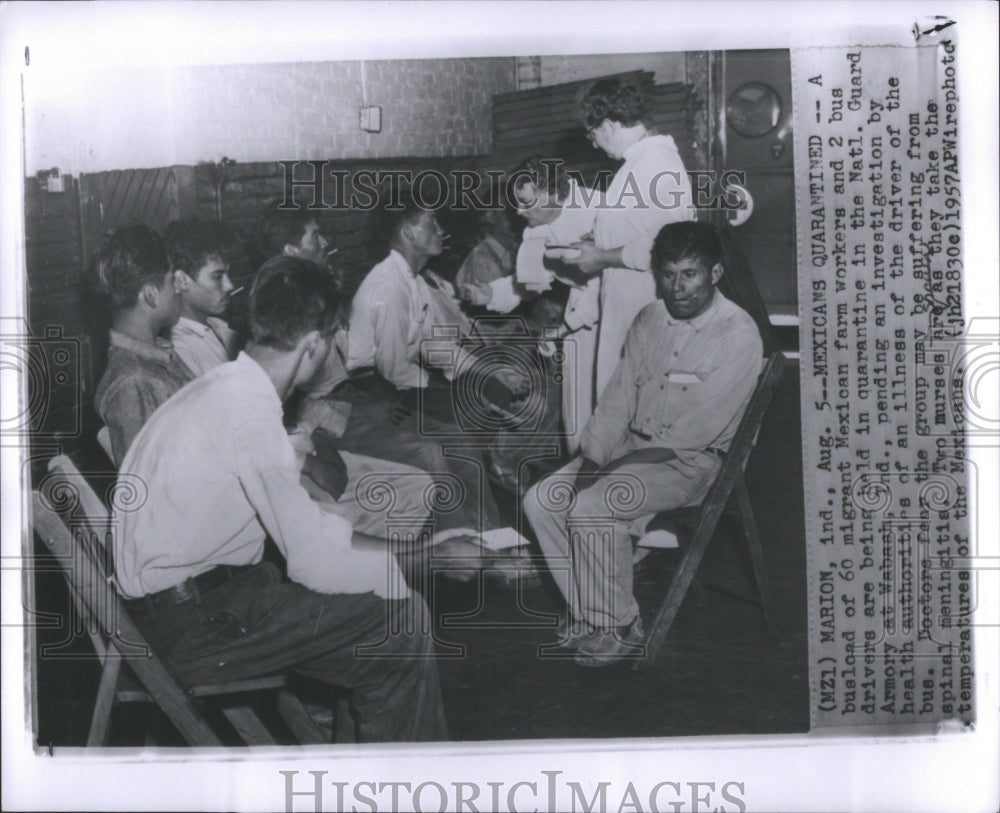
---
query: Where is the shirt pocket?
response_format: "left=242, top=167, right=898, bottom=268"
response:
left=644, top=371, right=706, bottom=440
left=663, top=372, right=704, bottom=416
left=406, top=301, right=430, bottom=353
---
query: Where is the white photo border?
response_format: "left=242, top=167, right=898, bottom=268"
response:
left=2, top=2, right=997, bottom=811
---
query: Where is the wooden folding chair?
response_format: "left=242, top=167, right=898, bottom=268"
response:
left=635, top=352, right=786, bottom=671
left=32, top=455, right=326, bottom=746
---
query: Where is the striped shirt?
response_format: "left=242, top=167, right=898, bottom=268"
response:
left=95, top=330, right=195, bottom=467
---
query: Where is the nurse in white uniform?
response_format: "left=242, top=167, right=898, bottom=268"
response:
left=560, top=77, right=695, bottom=402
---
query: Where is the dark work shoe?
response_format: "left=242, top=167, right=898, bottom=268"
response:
left=549, top=614, right=595, bottom=650
left=573, top=616, right=645, bottom=667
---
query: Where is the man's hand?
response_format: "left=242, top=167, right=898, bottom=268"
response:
left=600, top=447, right=677, bottom=474
left=305, top=428, right=349, bottom=500
left=493, top=368, right=530, bottom=400
left=457, top=281, right=493, bottom=306
left=563, top=242, right=621, bottom=277
left=571, top=449, right=677, bottom=493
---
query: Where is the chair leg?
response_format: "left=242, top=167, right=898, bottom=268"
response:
left=334, top=696, right=356, bottom=744
left=691, top=578, right=708, bottom=608
left=221, top=705, right=276, bottom=746
left=87, top=657, right=122, bottom=746
left=276, top=690, right=327, bottom=745
left=634, top=521, right=720, bottom=672
left=733, top=475, right=774, bottom=631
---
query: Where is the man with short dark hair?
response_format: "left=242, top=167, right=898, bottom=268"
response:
left=255, top=203, right=515, bottom=554
left=345, top=187, right=534, bottom=535
left=348, top=186, right=527, bottom=416
left=254, top=203, right=331, bottom=266
left=92, top=223, right=194, bottom=466
left=166, top=216, right=434, bottom=547
left=165, top=218, right=240, bottom=376
left=523, top=221, right=763, bottom=666
left=115, top=256, right=449, bottom=742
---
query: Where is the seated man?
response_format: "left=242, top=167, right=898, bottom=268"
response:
left=164, top=218, right=240, bottom=376
left=91, top=223, right=194, bottom=467
left=346, top=187, right=534, bottom=535
left=253, top=203, right=494, bottom=539
left=454, top=207, right=520, bottom=312
left=347, top=188, right=526, bottom=416
left=114, top=256, right=448, bottom=742
left=523, top=222, right=763, bottom=666
left=165, top=216, right=434, bottom=547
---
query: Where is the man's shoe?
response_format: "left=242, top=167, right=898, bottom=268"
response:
left=573, top=616, right=645, bottom=667
left=547, top=614, right=595, bottom=650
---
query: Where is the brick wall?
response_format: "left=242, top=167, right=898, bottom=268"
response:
left=22, top=176, right=104, bottom=465
left=194, top=155, right=493, bottom=315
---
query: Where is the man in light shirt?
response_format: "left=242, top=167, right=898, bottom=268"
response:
left=166, top=218, right=240, bottom=376
left=344, top=187, right=528, bottom=535
left=253, top=204, right=496, bottom=540
left=91, top=224, right=195, bottom=467
left=523, top=222, right=763, bottom=666
left=167, top=216, right=435, bottom=547
left=347, top=186, right=527, bottom=411
left=116, top=256, right=448, bottom=742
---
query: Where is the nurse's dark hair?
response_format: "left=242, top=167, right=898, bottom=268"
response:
left=249, top=256, right=340, bottom=350
left=651, top=221, right=722, bottom=274
left=579, top=78, right=646, bottom=129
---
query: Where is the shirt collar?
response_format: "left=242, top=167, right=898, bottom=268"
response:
left=387, top=248, right=417, bottom=278
left=234, top=351, right=283, bottom=414
left=109, top=329, right=178, bottom=365
left=175, top=316, right=213, bottom=336
left=662, top=288, right=722, bottom=332
left=622, top=132, right=675, bottom=162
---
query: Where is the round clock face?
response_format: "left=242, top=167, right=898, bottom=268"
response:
left=726, top=81, right=783, bottom=138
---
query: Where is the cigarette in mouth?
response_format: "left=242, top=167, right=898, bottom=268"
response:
left=228, top=286, right=245, bottom=297
left=326, top=247, right=339, bottom=255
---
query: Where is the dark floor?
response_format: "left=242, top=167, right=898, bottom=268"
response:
left=31, top=364, right=806, bottom=747
left=432, top=363, right=808, bottom=740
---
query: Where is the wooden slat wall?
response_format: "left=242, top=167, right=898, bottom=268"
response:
left=79, top=166, right=196, bottom=263
left=492, top=71, right=700, bottom=189
left=23, top=154, right=501, bottom=462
